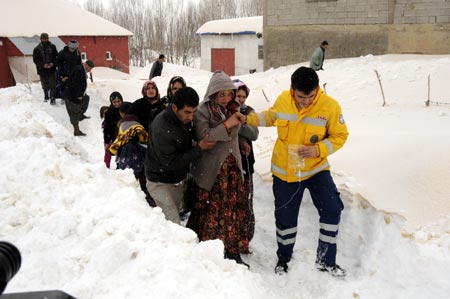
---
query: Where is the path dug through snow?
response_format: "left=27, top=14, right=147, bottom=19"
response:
left=2, top=55, right=450, bottom=298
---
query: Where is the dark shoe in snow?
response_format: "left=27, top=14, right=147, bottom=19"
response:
left=316, top=263, right=347, bottom=277
left=224, top=252, right=250, bottom=269
left=179, top=211, right=190, bottom=221
left=44, top=98, right=49, bottom=102
left=274, top=260, right=288, bottom=275
left=145, top=196, right=157, bottom=207
left=50, top=98, right=56, bottom=105
left=74, top=131, right=86, bottom=137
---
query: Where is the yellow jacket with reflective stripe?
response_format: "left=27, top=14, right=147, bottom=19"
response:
left=246, top=88, right=348, bottom=182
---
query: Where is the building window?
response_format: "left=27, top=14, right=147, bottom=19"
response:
left=81, top=52, right=87, bottom=61
left=106, top=51, right=112, bottom=61
left=258, top=45, right=263, bottom=60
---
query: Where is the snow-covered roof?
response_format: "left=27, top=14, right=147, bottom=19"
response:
left=196, top=16, right=262, bottom=36
left=0, top=0, right=133, bottom=38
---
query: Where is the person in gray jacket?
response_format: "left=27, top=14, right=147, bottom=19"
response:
left=187, top=71, right=251, bottom=268
left=310, top=40, right=329, bottom=71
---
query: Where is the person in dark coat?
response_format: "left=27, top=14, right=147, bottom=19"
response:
left=32, top=33, right=58, bottom=104
left=149, top=54, right=165, bottom=79
left=129, top=80, right=165, bottom=133
left=145, top=87, right=216, bottom=224
left=63, top=60, right=94, bottom=136
left=160, top=75, right=186, bottom=106
left=234, top=79, right=258, bottom=244
left=56, top=40, right=82, bottom=100
left=102, top=91, right=123, bottom=168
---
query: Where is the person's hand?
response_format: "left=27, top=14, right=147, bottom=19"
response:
left=240, top=141, right=251, bottom=156
left=234, top=111, right=246, bottom=124
left=224, top=112, right=245, bottom=128
left=297, top=145, right=318, bottom=158
left=62, top=76, right=69, bottom=82
left=198, top=134, right=216, bottom=150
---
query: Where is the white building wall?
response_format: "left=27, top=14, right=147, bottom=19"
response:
left=200, top=34, right=264, bottom=75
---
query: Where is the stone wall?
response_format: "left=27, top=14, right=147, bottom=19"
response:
left=264, top=0, right=450, bottom=69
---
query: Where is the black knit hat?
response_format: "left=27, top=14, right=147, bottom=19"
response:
left=109, top=91, right=123, bottom=103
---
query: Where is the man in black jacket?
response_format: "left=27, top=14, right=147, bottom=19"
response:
left=32, top=33, right=58, bottom=104
left=149, top=54, right=165, bottom=79
left=56, top=40, right=82, bottom=104
left=145, top=87, right=215, bottom=224
left=63, top=60, right=94, bottom=136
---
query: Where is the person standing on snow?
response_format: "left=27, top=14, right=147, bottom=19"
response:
left=245, top=66, right=349, bottom=276
left=234, top=79, right=258, bottom=245
left=56, top=40, right=82, bottom=88
left=63, top=60, right=94, bottom=136
left=32, top=33, right=58, bottom=104
left=310, top=40, right=329, bottom=71
left=102, top=91, right=123, bottom=168
left=187, top=71, right=251, bottom=268
left=149, top=54, right=165, bottom=79
left=145, top=87, right=215, bottom=224
left=129, top=80, right=165, bottom=133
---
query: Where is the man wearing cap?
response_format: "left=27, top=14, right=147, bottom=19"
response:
left=63, top=60, right=94, bottom=136
left=56, top=40, right=82, bottom=95
left=149, top=54, right=165, bottom=79
left=32, top=33, right=58, bottom=104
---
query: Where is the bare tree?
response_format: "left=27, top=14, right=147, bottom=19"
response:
left=84, top=0, right=106, bottom=18
left=236, top=0, right=263, bottom=17
left=83, top=0, right=262, bottom=68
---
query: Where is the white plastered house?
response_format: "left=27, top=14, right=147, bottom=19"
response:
left=196, top=16, right=263, bottom=76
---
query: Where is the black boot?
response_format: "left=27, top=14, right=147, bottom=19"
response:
left=274, top=260, right=288, bottom=275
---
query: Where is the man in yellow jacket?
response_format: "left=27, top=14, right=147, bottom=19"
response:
left=246, top=66, right=349, bottom=276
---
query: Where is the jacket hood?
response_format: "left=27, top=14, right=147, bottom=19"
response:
left=203, top=70, right=237, bottom=103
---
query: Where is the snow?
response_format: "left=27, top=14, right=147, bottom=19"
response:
left=1, top=54, right=450, bottom=298
left=196, top=16, right=262, bottom=35
left=0, top=0, right=132, bottom=37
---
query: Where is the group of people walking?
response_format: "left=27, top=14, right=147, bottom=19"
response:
left=33, top=33, right=94, bottom=136
left=33, top=32, right=349, bottom=276
left=103, top=64, right=349, bottom=277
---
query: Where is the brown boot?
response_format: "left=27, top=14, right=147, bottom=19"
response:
left=73, top=123, right=86, bottom=136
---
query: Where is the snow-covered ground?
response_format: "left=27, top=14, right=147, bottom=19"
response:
left=1, top=54, right=450, bottom=298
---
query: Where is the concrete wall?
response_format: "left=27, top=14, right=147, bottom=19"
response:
left=264, top=0, right=450, bottom=69
left=200, top=34, right=264, bottom=75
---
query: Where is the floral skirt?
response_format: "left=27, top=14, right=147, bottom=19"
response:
left=187, top=154, right=252, bottom=254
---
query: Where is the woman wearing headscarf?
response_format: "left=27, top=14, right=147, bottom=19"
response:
left=161, top=76, right=186, bottom=106
left=234, top=79, right=258, bottom=244
left=187, top=71, right=250, bottom=268
left=129, top=80, right=165, bottom=133
left=102, top=91, right=123, bottom=168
